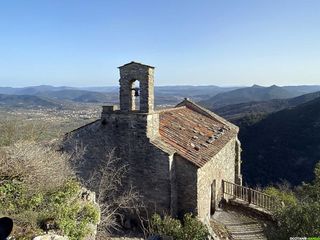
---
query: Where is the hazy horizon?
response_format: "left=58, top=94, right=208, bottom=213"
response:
left=1, top=0, right=320, bottom=87
left=1, top=83, right=320, bottom=89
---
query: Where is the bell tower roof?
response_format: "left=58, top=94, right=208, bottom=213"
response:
left=118, top=61, right=155, bottom=69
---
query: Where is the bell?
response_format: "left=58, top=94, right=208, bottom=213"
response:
left=133, top=88, right=140, bottom=97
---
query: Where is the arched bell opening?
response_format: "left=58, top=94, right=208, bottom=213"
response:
left=130, top=80, right=141, bottom=111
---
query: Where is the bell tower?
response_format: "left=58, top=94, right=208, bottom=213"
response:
left=119, top=61, right=155, bottom=113
left=102, top=62, right=159, bottom=140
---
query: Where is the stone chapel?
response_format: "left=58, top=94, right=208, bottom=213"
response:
left=65, top=61, right=242, bottom=222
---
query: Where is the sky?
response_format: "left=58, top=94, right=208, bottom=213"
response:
left=0, top=0, right=320, bottom=87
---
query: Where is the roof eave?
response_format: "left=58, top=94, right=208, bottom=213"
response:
left=118, top=61, right=155, bottom=69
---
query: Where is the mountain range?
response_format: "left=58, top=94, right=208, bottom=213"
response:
left=1, top=84, right=320, bottom=109
left=0, top=85, right=242, bottom=107
left=199, top=85, right=307, bottom=109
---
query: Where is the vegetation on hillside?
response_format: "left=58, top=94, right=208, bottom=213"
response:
left=0, top=118, right=141, bottom=239
left=265, top=162, right=320, bottom=239
left=241, top=96, right=320, bottom=186
left=0, top=94, right=63, bottom=109
left=0, top=122, right=99, bottom=239
left=213, top=91, right=320, bottom=126
left=0, top=120, right=50, bottom=146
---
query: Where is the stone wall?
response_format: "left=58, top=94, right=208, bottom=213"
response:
left=169, top=155, right=177, bottom=217
left=100, top=111, right=172, bottom=214
left=64, top=111, right=173, bottom=218
left=63, top=119, right=115, bottom=182
left=197, top=137, right=239, bottom=221
left=101, top=111, right=160, bottom=140
left=119, top=137, right=172, bottom=215
left=174, top=155, right=198, bottom=218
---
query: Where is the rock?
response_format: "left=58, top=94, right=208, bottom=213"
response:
left=33, top=234, right=68, bottom=240
left=79, top=187, right=100, bottom=239
left=80, top=188, right=96, bottom=202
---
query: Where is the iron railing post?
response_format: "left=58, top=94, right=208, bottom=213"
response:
left=222, top=180, right=225, bottom=199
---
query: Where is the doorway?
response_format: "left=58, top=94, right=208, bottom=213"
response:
left=210, top=180, right=216, bottom=215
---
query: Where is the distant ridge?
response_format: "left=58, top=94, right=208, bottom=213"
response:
left=0, top=85, right=75, bottom=95
left=199, top=85, right=301, bottom=109
left=283, top=85, right=320, bottom=95
left=0, top=94, right=62, bottom=108
left=214, top=91, right=320, bottom=122
left=35, top=89, right=118, bottom=103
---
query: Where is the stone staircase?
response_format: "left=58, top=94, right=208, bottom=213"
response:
left=211, top=208, right=268, bottom=240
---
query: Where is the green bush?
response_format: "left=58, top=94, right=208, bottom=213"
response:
left=264, top=186, right=297, bottom=208
left=0, top=179, right=99, bottom=240
left=150, top=213, right=209, bottom=240
left=275, top=201, right=320, bottom=239
left=151, top=214, right=182, bottom=239
left=182, top=213, right=209, bottom=240
left=267, top=162, right=320, bottom=239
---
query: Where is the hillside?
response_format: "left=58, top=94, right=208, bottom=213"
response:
left=214, top=91, right=320, bottom=123
left=200, top=85, right=300, bottom=109
left=0, top=94, right=63, bottom=109
left=240, top=96, right=320, bottom=186
left=35, top=89, right=118, bottom=103
left=283, top=85, right=320, bottom=95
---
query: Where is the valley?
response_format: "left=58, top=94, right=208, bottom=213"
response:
left=1, top=83, right=320, bottom=187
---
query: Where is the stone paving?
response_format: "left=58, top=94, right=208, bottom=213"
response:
left=212, top=208, right=268, bottom=240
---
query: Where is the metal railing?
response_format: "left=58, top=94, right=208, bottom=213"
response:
left=222, top=180, right=277, bottom=211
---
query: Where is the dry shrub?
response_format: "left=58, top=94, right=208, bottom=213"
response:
left=0, top=120, right=49, bottom=147
left=0, top=141, right=73, bottom=192
left=68, top=144, right=140, bottom=235
left=93, top=151, right=140, bottom=233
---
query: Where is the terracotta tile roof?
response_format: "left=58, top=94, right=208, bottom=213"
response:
left=158, top=106, right=237, bottom=167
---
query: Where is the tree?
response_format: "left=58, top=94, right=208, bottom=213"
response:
left=66, top=139, right=140, bottom=237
